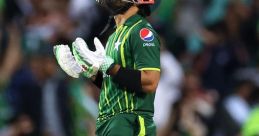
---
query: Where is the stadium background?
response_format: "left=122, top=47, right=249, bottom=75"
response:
left=0, top=0, right=258, bottom=135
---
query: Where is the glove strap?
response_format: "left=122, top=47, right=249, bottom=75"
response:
left=100, top=56, right=115, bottom=74
left=82, top=66, right=99, bottom=78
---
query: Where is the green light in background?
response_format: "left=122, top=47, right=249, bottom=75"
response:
left=242, top=107, right=259, bottom=136
left=0, top=0, right=4, bottom=11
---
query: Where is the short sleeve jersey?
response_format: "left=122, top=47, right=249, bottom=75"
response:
left=98, top=14, right=160, bottom=121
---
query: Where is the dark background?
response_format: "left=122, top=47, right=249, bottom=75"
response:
left=0, top=0, right=258, bottom=136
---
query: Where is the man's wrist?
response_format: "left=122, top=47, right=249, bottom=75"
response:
left=107, top=64, right=120, bottom=75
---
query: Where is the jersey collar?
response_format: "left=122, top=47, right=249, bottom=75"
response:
left=124, top=14, right=143, bottom=26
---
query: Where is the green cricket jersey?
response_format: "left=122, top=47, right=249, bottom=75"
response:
left=98, top=14, right=160, bottom=121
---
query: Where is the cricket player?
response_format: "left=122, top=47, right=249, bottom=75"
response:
left=53, top=0, right=160, bottom=135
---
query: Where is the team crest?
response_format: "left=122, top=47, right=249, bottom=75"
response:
left=140, top=28, right=154, bottom=42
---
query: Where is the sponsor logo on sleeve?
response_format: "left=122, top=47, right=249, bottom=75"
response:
left=143, top=43, right=155, bottom=47
left=140, top=28, right=154, bottom=42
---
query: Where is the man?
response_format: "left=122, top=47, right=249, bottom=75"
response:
left=54, top=0, right=160, bottom=135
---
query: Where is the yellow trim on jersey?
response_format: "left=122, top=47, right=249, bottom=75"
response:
left=108, top=26, right=123, bottom=55
left=103, top=23, right=125, bottom=116
left=118, top=26, right=128, bottom=41
left=112, top=109, right=115, bottom=115
left=124, top=91, right=129, bottom=112
left=138, top=116, right=146, bottom=136
left=104, top=81, right=115, bottom=115
left=98, top=100, right=102, bottom=115
left=116, top=25, right=123, bottom=33
left=120, top=20, right=142, bottom=67
left=112, top=26, right=128, bottom=57
left=104, top=81, right=110, bottom=106
left=120, top=20, right=142, bottom=112
left=139, top=68, right=161, bottom=72
left=131, top=94, right=134, bottom=111
left=117, top=97, right=122, bottom=111
left=120, top=42, right=126, bottom=67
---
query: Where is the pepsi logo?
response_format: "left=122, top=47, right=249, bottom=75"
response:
left=140, top=28, right=154, bottom=42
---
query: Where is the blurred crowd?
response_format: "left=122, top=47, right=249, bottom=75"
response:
left=0, top=0, right=258, bottom=136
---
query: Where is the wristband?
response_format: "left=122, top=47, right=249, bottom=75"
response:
left=112, top=67, right=143, bottom=94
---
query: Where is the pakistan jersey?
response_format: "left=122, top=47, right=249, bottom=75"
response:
left=98, top=14, right=160, bottom=121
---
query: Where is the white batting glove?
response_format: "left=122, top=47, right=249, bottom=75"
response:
left=72, top=37, right=114, bottom=74
left=53, top=45, right=84, bottom=78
